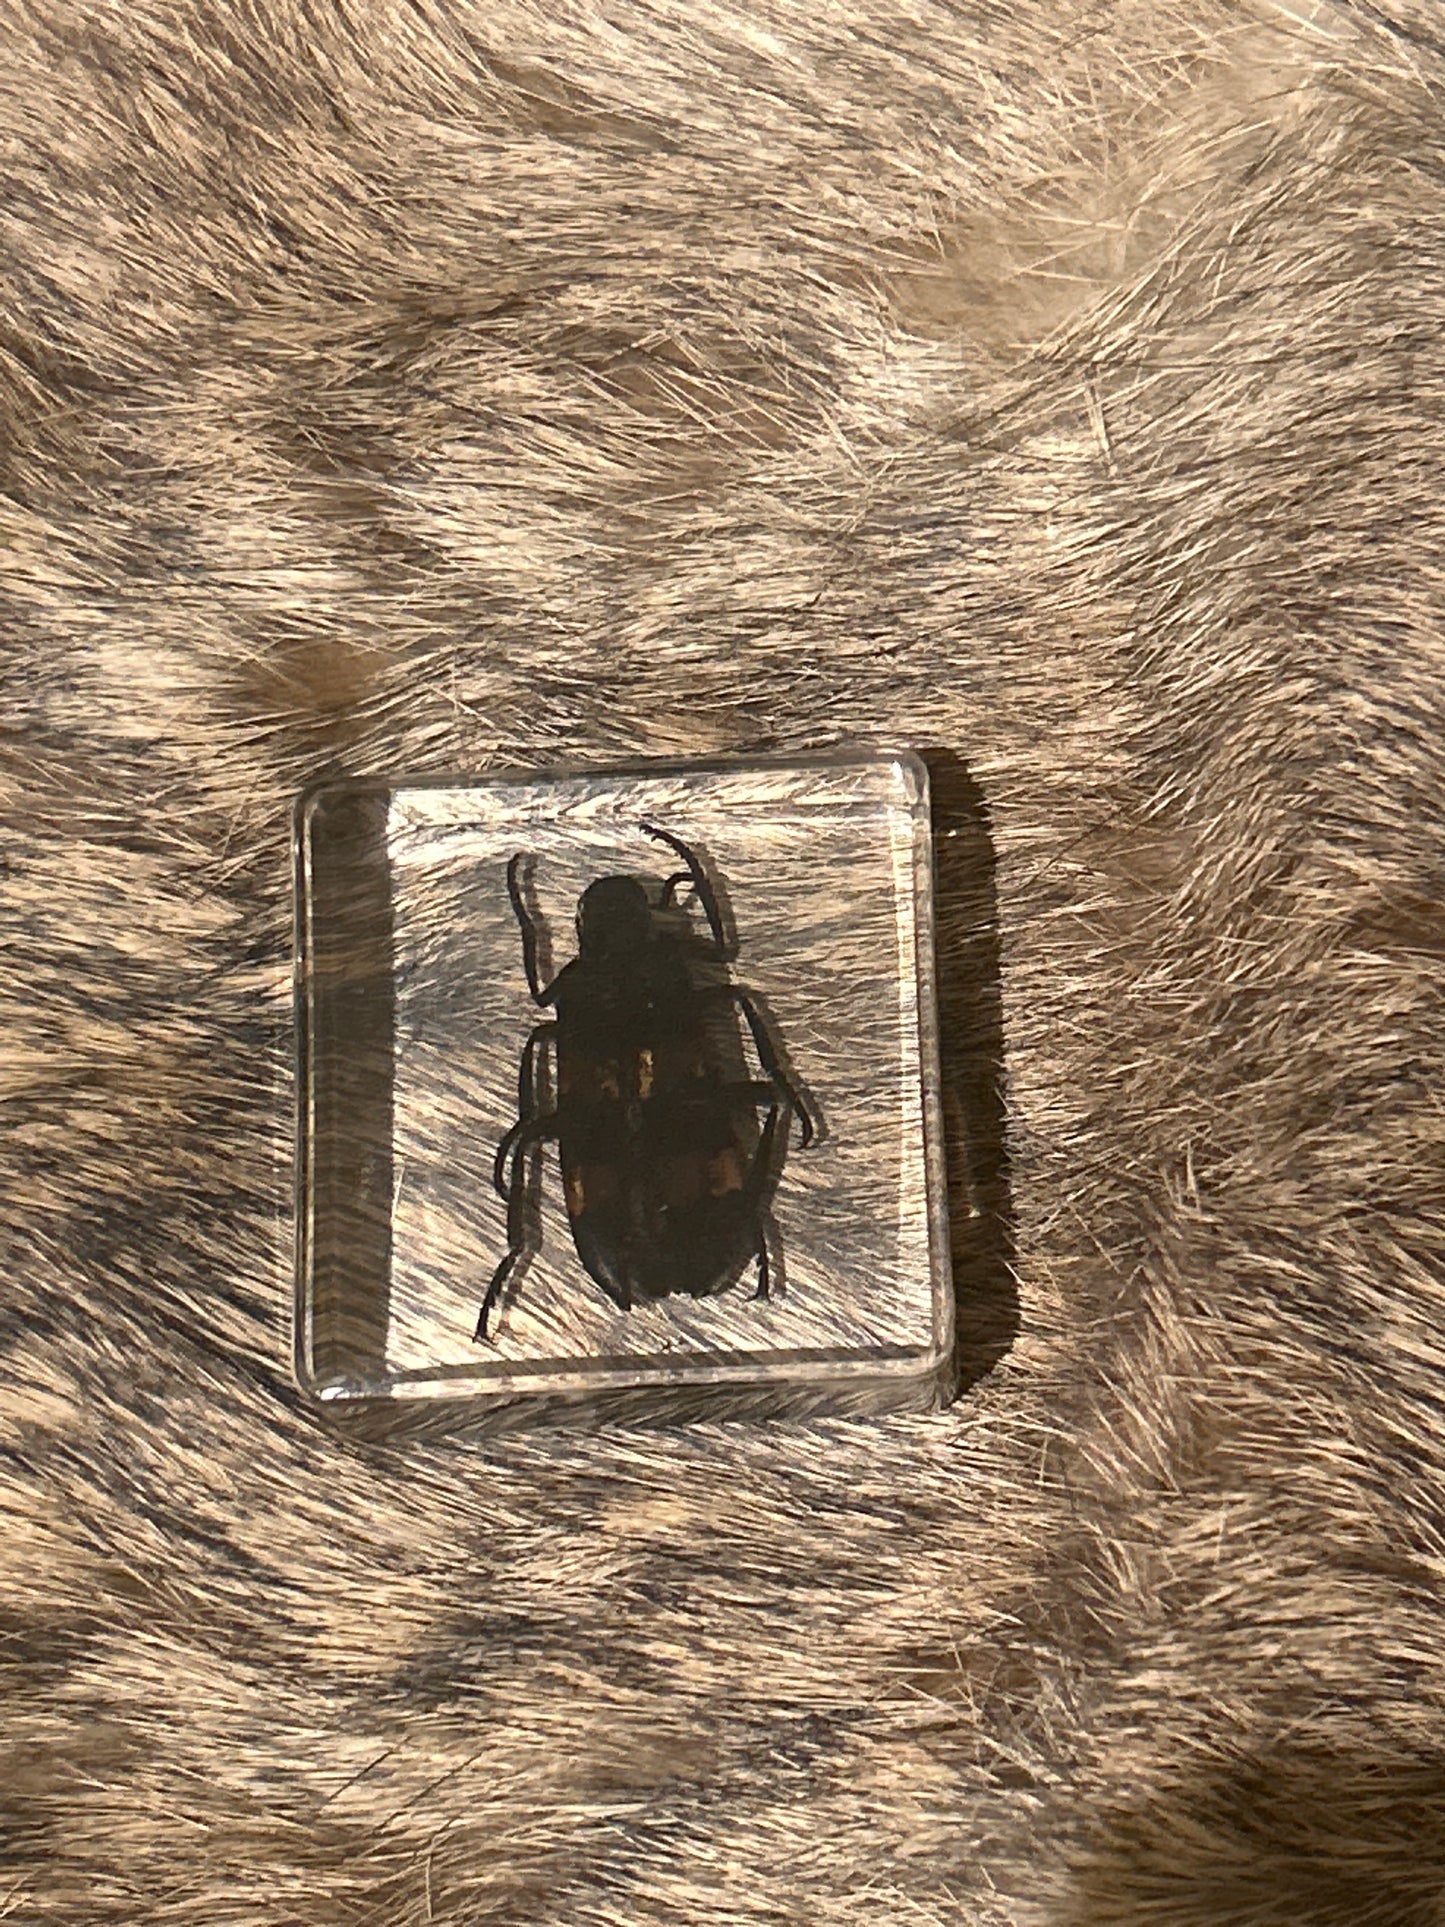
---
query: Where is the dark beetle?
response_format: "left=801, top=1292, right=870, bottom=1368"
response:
left=476, top=822, right=819, bottom=1341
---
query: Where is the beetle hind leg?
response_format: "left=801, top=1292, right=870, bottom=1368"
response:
left=477, top=1124, right=555, bottom=1342
left=477, top=1147, right=529, bottom=1341
left=476, top=1245, right=521, bottom=1344
left=480, top=1021, right=559, bottom=1338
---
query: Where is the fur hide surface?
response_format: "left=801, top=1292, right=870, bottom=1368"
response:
left=5, top=2, right=1445, bottom=1921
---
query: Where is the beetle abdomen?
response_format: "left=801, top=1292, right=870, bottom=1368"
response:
left=569, top=1176, right=763, bottom=1308
left=559, top=1069, right=768, bottom=1309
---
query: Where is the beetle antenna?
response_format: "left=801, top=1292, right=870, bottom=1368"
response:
left=638, top=821, right=731, bottom=959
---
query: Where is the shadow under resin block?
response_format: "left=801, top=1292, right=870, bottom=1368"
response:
left=294, top=750, right=952, bottom=1433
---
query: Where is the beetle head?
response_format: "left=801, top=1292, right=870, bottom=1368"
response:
left=577, top=875, right=653, bottom=958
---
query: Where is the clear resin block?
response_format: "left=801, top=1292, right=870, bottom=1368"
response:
left=294, top=749, right=953, bottom=1434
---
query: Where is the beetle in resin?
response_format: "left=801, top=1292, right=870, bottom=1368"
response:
left=476, top=822, right=819, bottom=1341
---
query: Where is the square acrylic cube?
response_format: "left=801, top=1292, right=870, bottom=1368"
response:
left=294, top=748, right=953, bottom=1434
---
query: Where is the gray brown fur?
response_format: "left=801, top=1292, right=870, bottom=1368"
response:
left=4, top=2, right=1444, bottom=1922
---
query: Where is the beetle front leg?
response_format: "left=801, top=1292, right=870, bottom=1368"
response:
left=727, top=986, right=821, bottom=1148
left=507, top=854, right=563, bottom=1006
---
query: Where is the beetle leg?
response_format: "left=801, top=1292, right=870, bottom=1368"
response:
left=477, top=1248, right=517, bottom=1344
left=477, top=1150, right=531, bottom=1342
left=727, top=986, right=821, bottom=1148
left=493, top=1025, right=556, bottom=1197
left=639, top=822, right=733, bottom=959
left=744, top=1106, right=788, bottom=1303
left=657, top=869, right=693, bottom=910
left=477, top=1126, right=554, bottom=1342
left=753, top=1223, right=771, bottom=1300
left=481, top=1028, right=558, bottom=1338
left=507, top=853, right=563, bottom=1006
left=492, top=1111, right=558, bottom=1197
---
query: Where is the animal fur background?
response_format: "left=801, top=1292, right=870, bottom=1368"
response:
left=4, top=1, right=1444, bottom=1921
